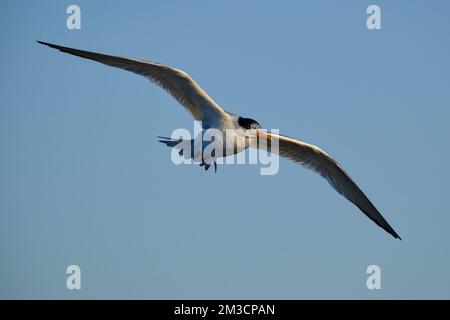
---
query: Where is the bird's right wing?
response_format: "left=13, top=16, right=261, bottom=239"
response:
left=256, top=130, right=401, bottom=239
left=37, top=41, right=228, bottom=124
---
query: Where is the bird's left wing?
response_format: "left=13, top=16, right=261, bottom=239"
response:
left=37, top=41, right=228, bottom=124
left=256, top=130, right=401, bottom=239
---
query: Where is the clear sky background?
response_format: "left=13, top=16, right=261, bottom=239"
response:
left=1, top=1, right=450, bottom=299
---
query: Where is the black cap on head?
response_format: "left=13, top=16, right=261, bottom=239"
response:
left=238, top=117, right=261, bottom=129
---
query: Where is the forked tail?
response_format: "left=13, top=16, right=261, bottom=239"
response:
left=157, top=136, right=217, bottom=172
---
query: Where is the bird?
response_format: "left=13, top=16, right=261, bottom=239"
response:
left=37, top=41, right=401, bottom=240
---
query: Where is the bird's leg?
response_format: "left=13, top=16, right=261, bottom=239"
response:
left=200, top=158, right=217, bottom=172
left=199, top=157, right=209, bottom=171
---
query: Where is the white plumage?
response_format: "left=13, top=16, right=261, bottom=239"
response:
left=38, top=41, right=401, bottom=239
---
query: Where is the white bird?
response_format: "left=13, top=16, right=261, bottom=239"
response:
left=38, top=41, right=401, bottom=240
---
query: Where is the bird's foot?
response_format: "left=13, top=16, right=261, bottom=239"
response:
left=200, top=160, right=217, bottom=173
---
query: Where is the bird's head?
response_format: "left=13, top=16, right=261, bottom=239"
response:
left=237, top=116, right=262, bottom=130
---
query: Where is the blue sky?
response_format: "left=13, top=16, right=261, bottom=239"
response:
left=1, top=0, right=450, bottom=299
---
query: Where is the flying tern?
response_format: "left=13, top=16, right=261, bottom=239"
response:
left=37, top=41, right=401, bottom=239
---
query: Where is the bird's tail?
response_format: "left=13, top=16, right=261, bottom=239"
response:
left=157, top=136, right=183, bottom=148
left=157, top=136, right=195, bottom=159
left=157, top=136, right=217, bottom=172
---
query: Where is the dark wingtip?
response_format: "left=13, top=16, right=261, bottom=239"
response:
left=37, top=40, right=53, bottom=47
left=36, top=41, right=66, bottom=52
left=389, top=229, right=402, bottom=241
